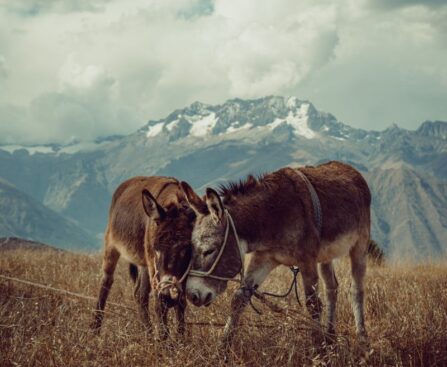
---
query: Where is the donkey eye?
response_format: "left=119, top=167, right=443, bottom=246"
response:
left=203, top=249, right=215, bottom=257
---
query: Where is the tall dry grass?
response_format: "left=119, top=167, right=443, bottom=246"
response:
left=1, top=248, right=446, bottom=366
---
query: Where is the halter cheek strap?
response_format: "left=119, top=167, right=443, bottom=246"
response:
left=187, top=209, right=245, bottom=283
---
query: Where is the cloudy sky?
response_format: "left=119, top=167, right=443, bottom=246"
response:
left=0, top=0, right=446, bottom=145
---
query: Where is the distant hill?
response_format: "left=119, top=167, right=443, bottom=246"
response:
left=0, top=179, right=98, bottom=250
left=0, top=237, right=61, bottom=251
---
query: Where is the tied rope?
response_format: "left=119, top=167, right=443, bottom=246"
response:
left=155, top=261, right=192, bottom=295
left=0, top=274, right=294, bottom=330
left=250, top=266, right=302, bottom=314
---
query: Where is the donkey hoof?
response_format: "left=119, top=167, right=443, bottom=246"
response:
left=89, top=323, right=101, bottom=336
left=213, top=348, right=230, bottom=364
left=142, top=327, right=153, bottom=337
left=156, top=331, right=169, bottom=342
left=357, top=332, right=370, bottom=347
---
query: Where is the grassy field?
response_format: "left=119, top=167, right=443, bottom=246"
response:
left=1, top=248, right=446, bottom=366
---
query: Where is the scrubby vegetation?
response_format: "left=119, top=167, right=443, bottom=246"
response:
left=1, top=248, right=446, bottom=366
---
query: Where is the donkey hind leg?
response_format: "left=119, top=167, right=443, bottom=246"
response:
left=133, top=266, right=152, bottom=334
left=91, top=246, right=120, bottom=333
left=221, top=252, right=279, bottom=349
left=319, top=261, right=338, bottom=335
left=350, top=239, right=368, bottom=339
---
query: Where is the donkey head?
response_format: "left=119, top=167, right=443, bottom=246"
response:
left=142, top=189, right=195, bottom=304
left=180, top=182, right=243, bottom=307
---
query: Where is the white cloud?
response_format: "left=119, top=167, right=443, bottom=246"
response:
left=0, top=0, right=446, bottom=144
left=0, top=55, right=8, bottom=79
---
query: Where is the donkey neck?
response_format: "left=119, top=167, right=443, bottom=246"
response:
left=225, top=193, right=280, bottom=254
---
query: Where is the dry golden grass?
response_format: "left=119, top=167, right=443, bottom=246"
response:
left=1, top=249, right=446, bottom=366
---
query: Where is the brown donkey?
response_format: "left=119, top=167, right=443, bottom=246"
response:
left=180, top=161, right=371, bottom=349
left=91, top=176, right=195, bottom=339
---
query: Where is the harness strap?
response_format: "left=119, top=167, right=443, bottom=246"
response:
left=294, top=169, right=323, bottom=237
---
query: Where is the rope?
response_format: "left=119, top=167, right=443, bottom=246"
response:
left=0, top=274, right=134, bottom=311
left=0, top=274, right=288, bottom=330
left=187, top=209, right=245, bottom=282
left=249, top=266, right=302, bottom=315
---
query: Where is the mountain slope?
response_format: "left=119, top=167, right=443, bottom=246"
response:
left=0, top=179, right=98, bottom=250
left=366, top=168, right=447, bottom=259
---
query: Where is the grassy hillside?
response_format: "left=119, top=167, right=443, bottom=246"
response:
left=1, top=249, right=446, bottom=366
left=0, top=179, right=98, bottom=250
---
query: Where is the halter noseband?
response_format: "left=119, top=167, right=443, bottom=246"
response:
left=187, top=209, right=245, bottom=283
left=155, top=261, right=192, bottom=295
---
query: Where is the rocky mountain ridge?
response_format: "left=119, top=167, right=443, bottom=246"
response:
left=0, top=96, right=445, bottom=258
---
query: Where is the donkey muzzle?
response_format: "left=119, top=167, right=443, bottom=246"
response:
left=157, top=275, right=181, bottom=301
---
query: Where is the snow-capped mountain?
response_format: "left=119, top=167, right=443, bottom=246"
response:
left=140, top=96, right=375, bottom=143
left=0, top=96, right=446, bottom=257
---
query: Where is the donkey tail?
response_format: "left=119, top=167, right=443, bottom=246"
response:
left=129, top=263, right=138, bottom=283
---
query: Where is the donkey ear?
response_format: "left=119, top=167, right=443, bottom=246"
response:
left=179, top=181, right=208, bottom=215
left=142, top=189, right=166, bottom=221
left=205, top=188, right=224, bottom=223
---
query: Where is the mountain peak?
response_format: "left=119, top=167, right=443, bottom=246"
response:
left=142, top=95, right=333, bottom=141
left=417, top=120, right=447, bottom=139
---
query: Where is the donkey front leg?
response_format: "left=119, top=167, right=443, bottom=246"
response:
left=175, top=296, right=187, bottom=336
left=133, top=266, right=153, bottom=334
left=299, top=260, right=323, bottom=323
left=221, top=252, right=278, bottom=350
left=155, top=297, right=170, bottom=341
left=91, top=246, right=120, bottom=333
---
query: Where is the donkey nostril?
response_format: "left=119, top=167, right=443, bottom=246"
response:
left=204, top=292, right=212, bottom=305
left=191, top=293, right=199, bottom=305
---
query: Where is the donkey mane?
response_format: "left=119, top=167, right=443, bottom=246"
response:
left=218, top=171, right=286, bottom=201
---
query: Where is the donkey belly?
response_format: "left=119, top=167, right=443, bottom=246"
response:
left=109, top=232, right=146, bottom=266
left=317, top=231, right=359, bottom=263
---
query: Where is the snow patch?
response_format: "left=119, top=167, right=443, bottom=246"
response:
left=267, top=103, right=315, bottom=139
left=286, top=104, right=315, bottom=139
left=287, top=96, right=298, bottom=109
left=146, top=122, right=164, bottom=138
left=190, top=113, right=218, bottom=137
left=226, top=123, right=252, bottom=134
left=57, top=141, right=110, bottom=154
left=166, top=120, right=178, bottom=132
left=0, top=145, right=55, bottom=155
left=269, top=118, right=285, bottom=130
